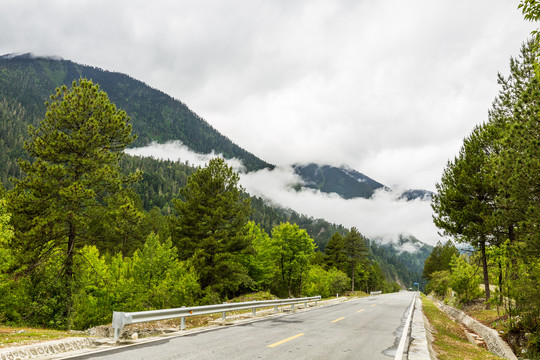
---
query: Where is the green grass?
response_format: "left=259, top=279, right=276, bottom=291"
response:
left=421, top=296, right=504, bottom=360
left=467, top=308, right=507, bottom=329
left=0, top=326, right=83, bottom=348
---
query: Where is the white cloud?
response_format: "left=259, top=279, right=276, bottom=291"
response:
left=125, top=141, right=246, bottom=173
left=126, top=142, right=441, bottom=246
left=241, top=171, right=439, bottom=246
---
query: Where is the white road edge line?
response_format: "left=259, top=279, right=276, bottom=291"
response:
left=394, top=292, right=417, bottom=360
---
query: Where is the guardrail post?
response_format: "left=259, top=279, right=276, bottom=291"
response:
left=291, top=303, right=295, bottom=313
left=112, top=311, right=123, bottom=343
left=222, top=303, right=227, bottom=322
left=252, top=307, right=256, bottom=316
left=304, top=301, right=308, bottom=309
left=274, top=305, right=278, bottom=313
left=180, top=306, right=186, bottom=330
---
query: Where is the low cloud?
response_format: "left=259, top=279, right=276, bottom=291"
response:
left=126, top=141, right=246, bottom=173
left=127, top=142, right=441, bottom=247
left=241, top=169, right=439, bottom=246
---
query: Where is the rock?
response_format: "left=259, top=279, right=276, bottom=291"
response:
left=131, top=333, right=138, bottom=340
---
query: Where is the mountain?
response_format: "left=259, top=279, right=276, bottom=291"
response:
left=369, top=235, right=432, bottom=291
left=0, top=53, right=272, bottom=172
left=0, top=54, right=431, bottom=290
left=293, top=163, right=386, bottom=199
left=293, top=163, right=433, bottom=201
left=399, top=189, right=434, bottom=201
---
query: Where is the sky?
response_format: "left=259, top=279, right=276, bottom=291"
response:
left=1, top=0, right=536, bottom=246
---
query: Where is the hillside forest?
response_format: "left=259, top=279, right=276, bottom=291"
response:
left=422, top=5, right=540, bottom=356
left=0, top=77, right=426, bottom=332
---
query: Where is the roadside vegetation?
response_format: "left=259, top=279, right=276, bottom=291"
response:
left=421, top=296, right=503, bottom=360
left=425, top=3, right=540, bottom=358
left=0, top=326, right=83, bottom=349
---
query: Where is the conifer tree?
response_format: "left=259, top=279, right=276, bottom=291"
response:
left=7, top=79, right=137, bottom=328
left=170, top=157, right=252, bottom=298
left=325, top=232, right=348, bottom=272
left=432, top=124, right=499, bottom=307
left=343, top=227, right=368, bottom=291
left=422, top=240, right=459, bottom=281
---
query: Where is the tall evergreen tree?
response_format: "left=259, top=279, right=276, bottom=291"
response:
left=422, top=240, right=459, bottom=281
left=6, top=79, right=137, bottom=328
left=432, top=124, right=499, bottom=308
left=170, top=157, right=252, bottom=298
left=324, top=232, right=348, bottom=272
left=343, top=227, right=368, bottom=291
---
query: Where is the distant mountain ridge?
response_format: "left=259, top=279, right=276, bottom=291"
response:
left=0, top=53, right=272, bottom=172
left=293, top=163, right=433, bottom=201
left=293, top=163, right=386, bottom=199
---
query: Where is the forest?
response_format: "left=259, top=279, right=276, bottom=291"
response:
left=424, top=21, right=540, bottom=358
left=0, top=78, right=415, bottom=332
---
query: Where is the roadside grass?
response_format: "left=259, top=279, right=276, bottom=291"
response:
left=421, top=296, right=504, bottom=360
left=467, top=308, right=507, bottom=330
left=0, top=326, right=83, bottom=348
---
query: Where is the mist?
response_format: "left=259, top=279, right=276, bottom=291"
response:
left=126, top=141, right=441, bottom=246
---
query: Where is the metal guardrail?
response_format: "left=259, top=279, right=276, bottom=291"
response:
left=112, top=296, right=321, bottom=342
left=370, top=291, right=382, bottom=295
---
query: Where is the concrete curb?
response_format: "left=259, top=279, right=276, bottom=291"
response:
left=0, top=338, right=95, bottom=360
left=408, top=296, right=432, bottom=360
left=436, top=301, right=518, bottom=360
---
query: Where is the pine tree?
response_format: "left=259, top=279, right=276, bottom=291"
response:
left=325, top=232, right=348, bottom=272
left=343, top=227, right=368, bottom=292
left=422, top=240, right=459, bottom=281
left=6, top=79, right=137, bottom=328
left=170, top=157, right=252, bottom=298
left=432, top=124, right=500, bottom=308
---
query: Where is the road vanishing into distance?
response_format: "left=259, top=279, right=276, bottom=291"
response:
left=70, top=291, right=416, bottom=360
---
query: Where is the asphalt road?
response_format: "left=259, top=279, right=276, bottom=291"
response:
left=70, top=291, right=415, bottom=360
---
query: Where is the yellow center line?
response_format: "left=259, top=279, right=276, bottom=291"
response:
left=357, top=309, right=366, bottom=313
left=331, top=316, right=346, bottom=323
left=371, top=304, right=376, bottom=307
left=267, top=333, right=305, bottom=348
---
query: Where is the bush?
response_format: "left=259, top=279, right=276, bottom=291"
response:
left=449, top=255, right=480, bottom=304
left=426, top=270, right=451, bottom=298
left=303, top=266, right=350, bottom=298
left=71, top=234, right=200, bottom=329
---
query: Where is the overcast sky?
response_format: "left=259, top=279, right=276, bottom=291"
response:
left=1, top=0, right=536, bottom=246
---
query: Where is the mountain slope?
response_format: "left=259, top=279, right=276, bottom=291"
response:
left=293, top=163, right=433, bottom=201
left=293, top=163, right=386, bottom=199
left=371, top=235, right=432, bottom=290
left=0, top=53, right=272, bottom=172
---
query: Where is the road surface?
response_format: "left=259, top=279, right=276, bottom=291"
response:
left=69, top=291, right=415, bottom=360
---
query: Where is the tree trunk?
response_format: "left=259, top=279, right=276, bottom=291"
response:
left=498, top=260, right=503, bottom=316
left=288, top=276, right=293, bottom=298
left=480, top=240, right=490, bottom=310
left=65, top=221, right=76, bottom=331
left=351, top=261, right=355, bottom=292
